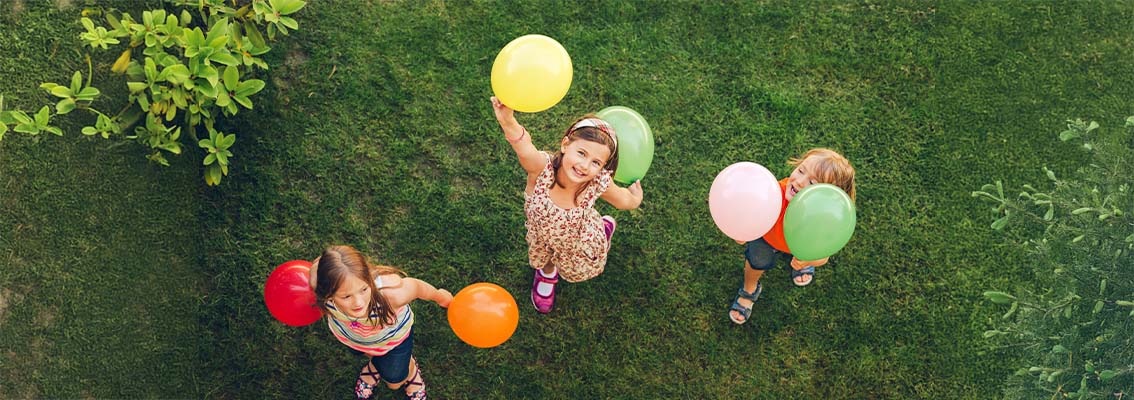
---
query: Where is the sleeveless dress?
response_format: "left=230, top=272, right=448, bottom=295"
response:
left=523, top=152, right=613, bottom=283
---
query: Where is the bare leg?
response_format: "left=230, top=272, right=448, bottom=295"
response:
left=729, top=259, right=765, bottom=323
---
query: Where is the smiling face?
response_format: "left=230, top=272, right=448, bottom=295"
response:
left=785, top=155, right=824, bottom=201
left=331, top=273, right=373, bottom=319
left=557, top=137, right=613, bottom=186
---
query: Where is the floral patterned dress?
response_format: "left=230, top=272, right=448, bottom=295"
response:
left=524, top=152, right=612, bottom=283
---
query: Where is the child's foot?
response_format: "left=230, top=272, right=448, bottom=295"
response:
left=728, top=282, right=762, bottom=324
left=602, top=215, right=616, bottom=241
left=791, top=266, right=815, bottom=286
left=355, top=361, right=381, bottom=399
left=403, top=356, right=426, bottom=400
left=531, top=268, right=558, bottom=314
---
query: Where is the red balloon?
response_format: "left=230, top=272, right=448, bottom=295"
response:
left=264, top=260, right=322, bottom=327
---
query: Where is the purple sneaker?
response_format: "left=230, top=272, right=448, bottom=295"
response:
left=531, top=269, right=558, bottom=314
left=602, top=215, right=616, bottom=241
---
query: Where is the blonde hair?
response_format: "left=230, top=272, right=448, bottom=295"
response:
left=789, top=148, right=856, bottom=201
left=311, top=245, right=406, bottom=326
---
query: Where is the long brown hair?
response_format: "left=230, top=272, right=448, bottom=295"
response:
left=550, top=114, right=620, bottom=204
left=789, top=148, right=857, bottom=201
left=312, top=245, right=406, bottom=326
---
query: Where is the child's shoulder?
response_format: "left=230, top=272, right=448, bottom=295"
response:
left=375, top=273, right=404, bottom=289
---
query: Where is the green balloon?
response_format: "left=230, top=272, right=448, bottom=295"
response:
left=596, top=106, right=654, bottom=185
left=782, top=184, right=856, bottom=261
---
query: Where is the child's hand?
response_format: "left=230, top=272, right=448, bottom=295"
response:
left=628, top=180, right=643, bottom=202
left=490, top=96, right=515, bottom=124
left=436, top=289, right=454, bottom=308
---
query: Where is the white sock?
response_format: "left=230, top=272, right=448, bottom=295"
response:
left=536, top=268, right=557, bottom=297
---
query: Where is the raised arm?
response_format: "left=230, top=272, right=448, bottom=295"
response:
left=491, top=97, right=545, bottom=175
left=600, top=180, right=644, bottom=210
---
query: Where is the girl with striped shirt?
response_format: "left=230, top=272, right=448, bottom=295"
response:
left=310, top=245, right=453, bottom=400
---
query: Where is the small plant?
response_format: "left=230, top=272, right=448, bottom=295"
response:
left=0, top=0, right=306, bottom=185
left=974, top=117, right=1134, bottom=399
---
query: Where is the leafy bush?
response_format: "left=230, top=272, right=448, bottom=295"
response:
left=0, top=0, right=305, bottom=185
left=974, top=117, right=1134, bottom=399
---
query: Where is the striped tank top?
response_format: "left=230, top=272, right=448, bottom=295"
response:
left=325, top=276, right=414, bottom=356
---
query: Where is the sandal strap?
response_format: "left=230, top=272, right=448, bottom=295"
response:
left=736, top=283, right=762, bottom=302
left=791, top=266, right=815, bottom=276
left=729, top=301, right=752, bottom=320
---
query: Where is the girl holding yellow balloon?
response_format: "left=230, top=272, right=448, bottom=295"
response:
left=490, top=97, right=644, bottom=314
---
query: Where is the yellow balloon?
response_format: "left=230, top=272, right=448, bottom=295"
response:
left=491, top=35, right=572, bottom=113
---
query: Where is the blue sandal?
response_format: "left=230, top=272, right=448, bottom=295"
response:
left=791, top=266, right=815, bottom=287
left=728, top=282, right=762, bottom=324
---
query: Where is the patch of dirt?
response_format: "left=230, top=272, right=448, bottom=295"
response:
left=11, top=0, right=26, bottom=15
left=54, top=0, right=73, bottom=11
left=0, top=287, right=24, bottom=322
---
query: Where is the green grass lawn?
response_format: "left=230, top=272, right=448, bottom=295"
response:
left=3, top=1, right=1133, bottom=398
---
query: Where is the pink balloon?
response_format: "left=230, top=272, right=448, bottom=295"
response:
left=708, top=162, right=782, bottom=242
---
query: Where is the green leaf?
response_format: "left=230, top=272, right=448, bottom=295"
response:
left=1051, top=344, right=1067, bottom=354
left=82, top=126, right=97, bottom=136
left=1059, top=129, right=1079, bottom=141
left=983, top=291, right=1016, bottom=304
left=243, top=20, right=266, bottom=48
left=1044, top=166, right=1056, bottom=181
left=204, top=153, right=217, bottom=165
left=76, top=87, right=100, bottom=100
left=0, top=122, right=8, bottom=140
left=279, top=16, right=299, bottom=30
left=50, top=86, right=73, bottom=98
left=145, top=57, right=158, bottom=82
left=205, top=18, right=230, bottom=48
left=70, top=71, right=83, bottom=94
left=158, top=64, right=191, bottom=85
left=215, top=91, right=231, bottom=107
left=1125, top=116, right=1134, bottom=128
left=34, top=106, right=51, bottom=126
left=1002, top=301, right=1018, bottom=319
left=44, top=126, right=63, bottom=136
left=982, top=330, right=1000, bottom=338
left=233, top=95, right=253, bottom=109
left=106, top=12, right=123, bottom=30
left=1099, top=370, right=1117, bottom=381
left=991, top=215, right=1009, bottom=230
left=1093, top=300, right=1104, bottom=314
left=222, top=66, right=239, bottom=91
left=1043, top=206, right=1053, bottom=221
left=210, top=52, right=239, bottom=66
left=205, top=163, right=222, bottom=186
left=39, top=82, right=60, bottom=91
left=1071, top=207, right=1093, bottom=215
left=273, top=0, right=307, bottom=15
left=1116, top=300, right=1134, bottom=307
left=13, top=123, right=39, bottom=134
left=81, top=17, right=95, bottom=32
left=234, top=79, right=265, bottom=97
left=11, top=111, right=32, bottom=125
left=55, top=98, right=76, bottom=115
left=219, top=133, right=235, bottom=148
left=127, top=82, right=147, bottom=93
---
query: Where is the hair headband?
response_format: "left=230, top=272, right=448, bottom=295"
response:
left=571, top=118, right=618, bottom=150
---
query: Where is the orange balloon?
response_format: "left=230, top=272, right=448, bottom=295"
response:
left=447, top=283, right=519, bottom=348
